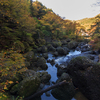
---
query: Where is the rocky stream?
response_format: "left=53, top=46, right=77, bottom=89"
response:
left=8, top=40, right=100, bottom=100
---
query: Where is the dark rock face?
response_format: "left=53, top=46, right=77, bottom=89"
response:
left=51, top=73, right=75, bottom=100
left=67, top=56, right=100, bottom=100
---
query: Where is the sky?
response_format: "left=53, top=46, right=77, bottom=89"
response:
left=34, top=0, right=100, bottom=20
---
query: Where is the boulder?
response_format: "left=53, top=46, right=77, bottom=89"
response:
left=36, top=57, right=48, bottom=70
left=76, top=44, right=92, bottom=52
left=41, top=46, right=47, bottom=53
left=24, top=51, right=34, bottom=61
left=10, top=76, right=40, bottom=97
left=47, top=59, right=55, bottom=66
left=37, top=72, right=51, bottom=83
left=53, top=51, right=58, bottom=57
left=57, top=64, right=68, bottom=76
left=51, top=73, right=75, bottom=100
left=52, top=41, right=62, bottom=48
left=67, top=56, right=100, bottom=100
left=57, top=47, right=69, bottom=55
left=61, top=40, right=67, bottom=45
left=42, top=53, right=48, bottom=59
left=19, top=69, right=36, bottom=79
left=37, top=46, right=47, bottom=53
left=67, top=41, right=78, bottom=49
left=47, top=44, right=56, bottom=52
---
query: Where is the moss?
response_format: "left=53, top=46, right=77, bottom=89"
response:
left=18, top=77, right=40, bottom=97
left=52, top=41, right=62, bottom=48
left=69, top=56, right=94, bottom=70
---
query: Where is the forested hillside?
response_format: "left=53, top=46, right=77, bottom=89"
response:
left=0, top=0, right=85, bottom=51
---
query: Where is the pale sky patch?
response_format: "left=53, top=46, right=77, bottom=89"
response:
left=34, top=0, right=100, bottom=20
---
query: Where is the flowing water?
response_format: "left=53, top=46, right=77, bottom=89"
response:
left=41, top=50, right=88, bottom=100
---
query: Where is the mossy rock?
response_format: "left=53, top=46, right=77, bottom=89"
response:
left=67, top=41, right=78, bottom=49
left=17, top=77, right=40, bottom=97
left=37, top=46, right=47, bottom=53
left=37, top=72, right=51, bottom=83
left=52, top=41, right=62, bottom=48
left=36, top=57, right=48, bottom=70
left=47, top=44, right=56, bottom=52
left=68, top=56, right=94, bottom=71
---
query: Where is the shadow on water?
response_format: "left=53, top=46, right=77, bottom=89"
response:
left=41, top=50, right=88, bottom=100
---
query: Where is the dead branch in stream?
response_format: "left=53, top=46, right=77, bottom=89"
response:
left=24, top=80, right=69, bottom=100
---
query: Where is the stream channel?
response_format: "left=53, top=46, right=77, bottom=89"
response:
left=39, top=50, right=88, bottom=100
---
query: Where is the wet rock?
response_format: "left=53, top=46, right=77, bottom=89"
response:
left=67, top=41, right=78, bottom=49
left=47, top=59, right=55, bottom=65
left=56, top=73, right=71, bottom=83
left=67, top=56, right=100, bottom=100
left=55, top=64, right=59, bottom=67
left=42, top=53, right=48, bottom=59
left=57, top=47, right=69, bottom=55
left=37, top=72, right=51, bottom=84
left=57, top=64, right=68, bottom=76
left=51, top=73, right=75, bottom=100
left=53, top=51, right=58, bottom=57
left=45, top=92, right=51, bottom=96
left=76, top=44, right=92, bottom=52
left=36, top=57, right=48, bottom=70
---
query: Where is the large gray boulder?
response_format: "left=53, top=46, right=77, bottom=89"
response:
left=67, top=56, right=100, bottom=100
